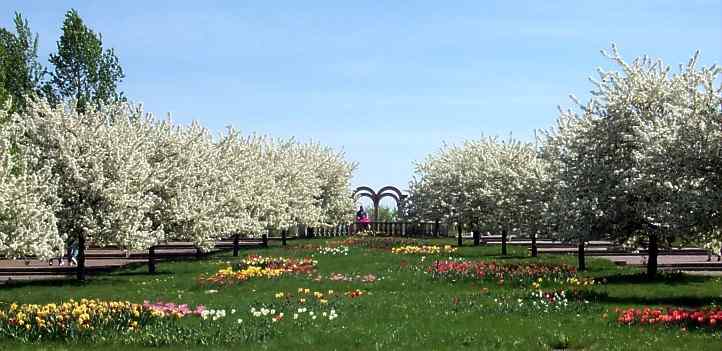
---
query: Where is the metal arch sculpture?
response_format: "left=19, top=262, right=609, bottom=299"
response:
left=352, top=186, right=408, bottom=221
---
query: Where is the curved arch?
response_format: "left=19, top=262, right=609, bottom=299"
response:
left=354, top=192, right=376, bottom=203
left=377, top=186, right=403, bottom=199
left=377, top=192, right=400, bottom=205
left=352, top=186, right=377, bottom=198
left=351, top=185, right=410, bottom=223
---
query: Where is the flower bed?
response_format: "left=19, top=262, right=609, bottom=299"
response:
left=200, top=255, right=318, bottom=286
left=614, top=307, right=722, bottom=329
left=428, top=260, right=577, bottom=286
left=340, top=237, right=423, bottom=249
left=316, top=245, right=350, bottom=256
left=199, top=266, right=285, bottom=286
left=248, top=288, right=368, bottom=324
left=391, top=245, right=457, bottom=255
left=240, top=255, right=317, bottom=272
left=530, top=276, right=596, bottom=291
left=486, top=290, right=573, bottom=313
left=0, top=299, right=154, bottom=341
left=317, top=272, right=379, bottom=283
left=242, top=255, right=317, bottom=273
left=142, top=301, right=206, bottom=318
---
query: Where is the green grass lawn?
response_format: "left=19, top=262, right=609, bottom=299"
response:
left=0, top=237, right=721, bottom=350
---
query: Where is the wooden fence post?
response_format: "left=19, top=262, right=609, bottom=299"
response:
left=76, top=234, right=86, bottom=281
left=578, top=240, right=586, bottom=271
left=148, top=246, right=156, bottom=274
left=233, top=234, right=240, bottom=257
left=530, top=232, right=538, bottom=257
left=501, top=228, right=508, bottom=256
left=457, top=223, right=463, bottom=246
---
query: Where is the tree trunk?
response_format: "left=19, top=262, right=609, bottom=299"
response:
left=232, top=234, right=240, bottom=257
left=457, top=222, right=463, bottom=246
left=76, top=234, right=86, bottom=281
left=577, top=240, right=586, bottom=271
left=148, top=246, right=156, bottom=274
left=647, top=232, right=658, bottom=280
left=282, top=230, right=287, bottom=246
left=501, top=228, right=508, bottom=256
left=262, top=234, right=269, bottom=248
left=530, top=232, right=538, bottom=257
left=473, top=229, right=480, bottom=246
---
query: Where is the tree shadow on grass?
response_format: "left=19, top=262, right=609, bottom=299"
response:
left=109, top=270, right=173, bottom=277
left=0, top=270, right=174, bottom=290
left=597, top=294, right=721, bottom=307
left=496, top=255, right=536, bottom=260
left=590, top=271, right=720, bottom=308
left=0, top=278, right=86, bottom=289
left=597, top=271, right=712, bottom=285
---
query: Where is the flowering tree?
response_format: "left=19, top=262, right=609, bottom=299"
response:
left=267, top=140, right=325, bottom=232
left=214, top=131, right=276, bottom=237
left=15, top=101, right=165, bottom=279
left=1, top=97, right=356, bottom=276
left=302, top=143, right=356, bottom=227
left=539, top=111, right=605, bottom=270
left=515, top=144, right=553, bottom=257
left=144, top=120, right=236, bottom=250
left=408, top=144, right=466, bottom=225
left=464, top=138, right=549, bottom=255
left=0, top=106, right=62, bottom=260
left=410, top=137, right=550, bottom=255
left=142, top=123, right=356, bottom=246
left=541, top=45, right=722, bottom=278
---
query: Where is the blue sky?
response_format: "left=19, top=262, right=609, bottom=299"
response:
left=3, top=1, right=721, bottom=198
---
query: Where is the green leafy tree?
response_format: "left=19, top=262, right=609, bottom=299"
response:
left=373, top=206, right=398, bottom=221
left=0, top=12, right=45, bottom=114
left=47, top=9, right=124, bottom=112
left=0, top=44, right=7, bottom=114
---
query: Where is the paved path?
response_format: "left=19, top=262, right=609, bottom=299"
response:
left=601, top=254, right=719, bottom=266
left=0, top=240, right=264, bottom=283
left=0, top=257, right=145, bottom=268
left=0, top=258, right=147, bottom=283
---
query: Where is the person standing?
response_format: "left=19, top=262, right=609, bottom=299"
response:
left=48, top=250, right=63, bottom=266
left=356, top=206, right=370, bottom=231
left=707, top=247, right=721, bottom=262
left=67, top=238, right=79, bottom=266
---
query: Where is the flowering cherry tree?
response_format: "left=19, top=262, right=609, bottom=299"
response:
left=541, top=45, right=722, bottom=278
left=16, top=100, right=166, bottom=275
left=0, top=107, right=62, bottom=260
left=410, top=136, right=550, bottom=255
left=301, top=143, right=356, bottom=227
left=539, top=111, right=604, bottom=270
left=408, top=143, right=467, bottom=226
left=0, top=98, right=356, bottom=277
